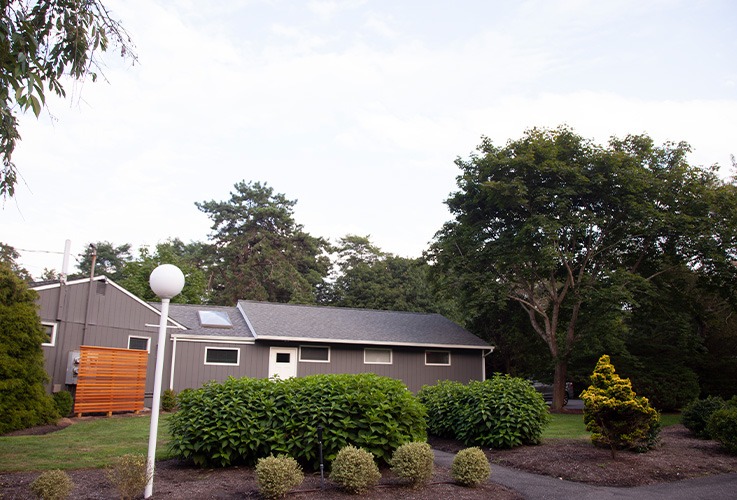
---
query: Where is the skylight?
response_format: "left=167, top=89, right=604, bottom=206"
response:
left=198, top=310, right=233, bottom=328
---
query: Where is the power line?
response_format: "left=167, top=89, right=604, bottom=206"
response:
left=15, top=248, right=65, bottom=255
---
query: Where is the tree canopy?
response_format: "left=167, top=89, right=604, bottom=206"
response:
left=1, top=0, right=134, bottom=200
left=196, top=181, right=330, bottom=305
left=430, top=126, right=737, bottom=410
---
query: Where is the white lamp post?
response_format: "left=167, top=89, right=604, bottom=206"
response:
left=145, top=264, right=185, bottom=499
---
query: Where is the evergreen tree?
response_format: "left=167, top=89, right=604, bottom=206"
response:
left=0, top=261, right=58, bottom=433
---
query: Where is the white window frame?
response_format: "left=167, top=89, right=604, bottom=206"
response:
left=425, top=350, right=451, bottom=366
left=127, top=335, right=151, bottom=352
left=41, top=322, right=57, bottom=347
left=299, top=345, right=331, bottom=363
left=204, top=347, right=241, bottom=366
left=364, top=348, right=392, bottom=365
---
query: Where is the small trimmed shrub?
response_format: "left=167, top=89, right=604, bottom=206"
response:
left=255, top=455, right=304, bottom=499
left=390, top=441, right=434, bottom=487
left=161, top=389, right=177, bottom=412
left=682, top=396, right=726, bottom=439
left=52, top=391, right=74, bottom=417
left=105, top=453, right=151, bottom=500
left=329, top=445, right=381, bottom=494
left=581, top=355, right=660, bottom=458
left=451, top=447, right=490, bottom=487
left=30, top=469, right=73, bottom=500
left=707, top=407, right=737, bottom=455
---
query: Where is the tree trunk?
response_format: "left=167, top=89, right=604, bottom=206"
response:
left=551, top=359, right=568, bottom=412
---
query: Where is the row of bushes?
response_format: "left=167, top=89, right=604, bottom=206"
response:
left=682, top=396, right=737, bottom=454
left=168, top=373, right=427, bottom=468
left=417, top=375, right=551, bottom=448
left=257, top=442, right=491, bottom=498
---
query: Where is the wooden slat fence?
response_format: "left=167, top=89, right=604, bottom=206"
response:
left=74, top=345, right=148, bottom=417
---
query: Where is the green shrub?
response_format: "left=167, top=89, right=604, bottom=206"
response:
left=255, top=455, right=304, bottom=499
left=52, top=391, right=74, bottom=417
left=161, top=389, right=177, bottom=412
left=707, top=407, right=737, bottom=455
left=419, top=375, right=550, bottom=448
left=390, top=441, right=434, bottom=487
left=451, top=447, right=490, bottom=487
left=30, top=469, right=73, bottom=500
left=417, top=380, right=467, bottom=438
left=0, top=263, right=60, bottom=434
left=105, top=453, right=151, bottom=500
left=682, top=396, right=726, bottom=439
left=168, top=373, right=426, bottom=468
left=581, top=355, right=660, bottom=458
left=329, top=445, right=381, bottom=494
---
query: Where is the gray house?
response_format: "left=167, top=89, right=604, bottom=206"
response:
left=33, top=276, right=493, bottom=404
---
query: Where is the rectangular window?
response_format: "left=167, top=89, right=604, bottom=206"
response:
left=364, top=348, right=392, bottom=364
left=128, top=336, right=150, bottom=352
left=425, top=350, right=451, bottom=366
left=41, top=322, right=57, bottom=347
left=299, top=346, right=330, bottom=363
left=205, top=347, right=240, bottom=365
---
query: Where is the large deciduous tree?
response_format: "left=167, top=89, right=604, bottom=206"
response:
left=319, top=235, right=439, bottom=312
left=72, top=241, right=132, bottom=281
left=196, top=181, right=330, bottom=305
left=119, top=239, right=209, bottom=304
left=430, top=127, right=737, bottom=410
left=1, top=0, right=135, bottom=200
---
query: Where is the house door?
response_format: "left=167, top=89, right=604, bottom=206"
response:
left=268, top=347, right=298, bottom=379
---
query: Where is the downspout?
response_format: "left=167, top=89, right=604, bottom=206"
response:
left=482, top=347, right=494, bottom=381
left=50, top=240, right=73, bottom=392
left=81, top=244, right=97, bottom=345
left=169, top=335, right=177, bottom=391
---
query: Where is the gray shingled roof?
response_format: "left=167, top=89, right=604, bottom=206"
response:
left=160, top=304, right=254, bottom=338
left=238, top=301, right=491, bottom=349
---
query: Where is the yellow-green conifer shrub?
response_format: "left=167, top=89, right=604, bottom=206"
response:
left=581, top=355, right=660, bottom=459
left=30, top=469, right=73, bottom=500
left=390, top=441, right=434, bottom=487
left=451, top=447, right=490, bottom=487
left=329, top=445, right=381, bottom=494
left=255, top=455, right=304, bottom=499
left=105, top=453, right=151, bottom=500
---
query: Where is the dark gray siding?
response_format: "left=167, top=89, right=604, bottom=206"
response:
left=170, top=340, right=269, bottom=392
left=295, top=344, right=483, bottom=392
left=36, top=280, right=170, bottom=405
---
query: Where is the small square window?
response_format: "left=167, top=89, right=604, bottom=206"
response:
left=364, top=348, right=392, bottom=364
left=41, top=322, right=57, bottom=347
left=276, top=352, right=291, bottom=363
left=299, top=346, right=330, bottom=363
left=425, top=350, right=451, bottom=366
left=205, top=347, right=240, bottom=365
left=128, top=336, right=150, bottom=351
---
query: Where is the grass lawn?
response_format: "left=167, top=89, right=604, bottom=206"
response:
left=0, top=414, right=172, bottom=472
left=543, top=411, right=681, bottom=440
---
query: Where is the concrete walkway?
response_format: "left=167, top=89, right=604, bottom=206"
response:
left=432, top=449, right=737, bottom=500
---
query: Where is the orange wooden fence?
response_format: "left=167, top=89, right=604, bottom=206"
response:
left=74, top=345, right=148, bottom=417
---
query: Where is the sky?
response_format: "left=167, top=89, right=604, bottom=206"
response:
left=4, top=0, right=736, bottom=279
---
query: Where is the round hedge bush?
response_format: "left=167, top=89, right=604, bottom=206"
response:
left=256, top=455, right=304, bottom=499
left=451, top=447, right=490, bottom=487
left=682, top=396, right=726, bottom=439
left=329, top=445, right=381, bottom=494
left=707, top=406, right=737, bottom=455
left=390, top=441, right=434, bottom=487
left=419, top=375, right=550, bottom=448
left=30, top=469, right=73, bottom=500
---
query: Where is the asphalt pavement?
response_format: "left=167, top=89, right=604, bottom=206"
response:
left=432, top=448, right=737, bottom=500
